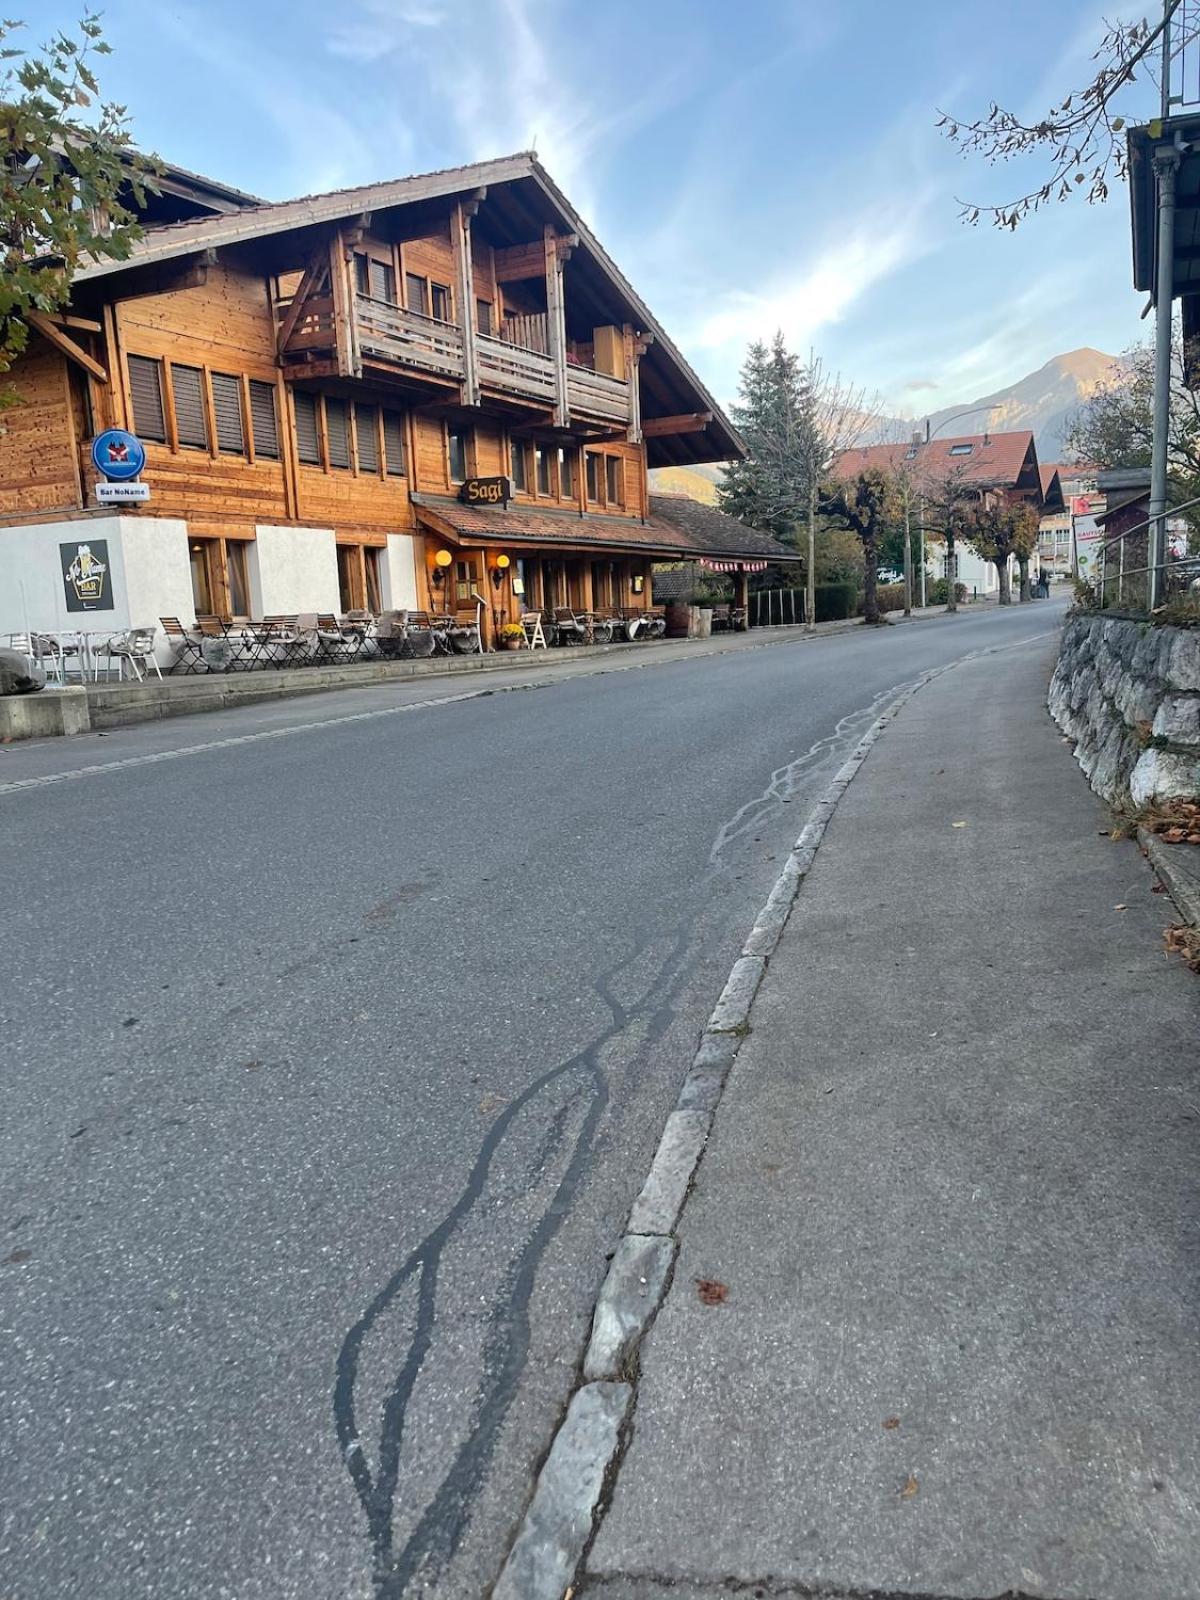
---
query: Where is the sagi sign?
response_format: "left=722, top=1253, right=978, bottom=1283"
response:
left=458, top=475, right=511, bottom=508
left=60, top=540, right=113, bottom=613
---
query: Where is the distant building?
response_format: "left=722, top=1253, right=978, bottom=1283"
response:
left=832, top=430, right=1045, bottom=597
left=1038, top=464, right=1105, bottom=577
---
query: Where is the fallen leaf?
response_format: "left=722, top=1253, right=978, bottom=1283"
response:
left=883, top=1417, right=901, bottom=1431
left=3, top=1248, right=31, bottom=1266
left=1114, top=904, right=1128, bottom=912
left=1163, top=827, right=1187, bottom=844
left=696, top=1278, right=728, bottom=1306
left=900, top=1474, right=919, bottom=1499
left=951, top=821, right=968, bottom=829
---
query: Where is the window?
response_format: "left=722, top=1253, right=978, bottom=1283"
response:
left=535, top=444, right=552, bottom=496
left=949, top=443, right=974, bottom=456
left=171, top=364, right=208, bottom=450
left=370, top=259, right=395, bottom=304
left=364, top=547, right=382, bottom=612
left=294, top=391, right=321, bottom=465
left=356, top=404, right=380, bottom=473
left=448, top=429, right=469, bottom=483
left=455, top=559, right=473, bottom=603
left=128, top=355, right=166, bottom=442
left=189, top=540, right=214, bottom=616
left=510, top=440, right=528, bottom=492
left=477, top=299, right=493, bottom=336
left=354, top=254, right=369, bottom=295
left=383, top=409, right=405, bottom=476
left=406, top=273, right=429, bottom=315
left=431, top=283, right=451, bottom=322
left=326, top=398, right=351, bottom=469
left=249, top=380, right=279, bottom=459
left=586, top=451, right=601, bottom=502
left=605, top=455, right=623, bottom=506
left=227, top=540, right=251, bottom=617
left=337, top=544, right=358, bottom=612
left=559, top=447, right=576, bottom=499
left=211, top=372, right=245, bottom=455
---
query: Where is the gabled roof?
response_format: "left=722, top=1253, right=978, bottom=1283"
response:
left=1038, top=464, right=1064, bottom=514
left=832, top=430, right=1041, bottom=497
left=647, top=495, right=800, bottom=562
left=68, top=151, right=743, bottom=468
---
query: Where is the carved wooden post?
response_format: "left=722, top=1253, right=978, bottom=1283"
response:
left=625, top=327, right=653, bottom=445
left=545, top=225, right=570, bottom=428
left=453, top=191, right=485, bottom=407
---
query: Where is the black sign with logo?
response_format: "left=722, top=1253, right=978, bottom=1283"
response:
left=60, top=539, right=113, bottom=613
left=458, top=475, right=511, bottom=508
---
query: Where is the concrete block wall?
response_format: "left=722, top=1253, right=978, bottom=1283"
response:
left=1048, top=613, right=1200, bottom=808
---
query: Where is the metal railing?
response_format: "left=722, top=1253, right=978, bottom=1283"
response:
left=1093, top=495, right=1200, bottom=612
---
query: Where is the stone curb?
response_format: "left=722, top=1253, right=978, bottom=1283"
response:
left=490, top=659, right=958, bottom=1600
left=1139, top=827, right=1200, bottom=928
left=490, top=1382, right=631, bottom=1600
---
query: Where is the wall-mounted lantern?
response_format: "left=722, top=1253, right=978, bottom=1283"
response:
left=490, top=552, right=511, bottom=590
left=431, top=548, right=453, bottom=589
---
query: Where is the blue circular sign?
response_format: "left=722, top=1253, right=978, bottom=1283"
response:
left=91, top=429, right=146, bottom=482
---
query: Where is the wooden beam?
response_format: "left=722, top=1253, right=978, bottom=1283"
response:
left=641, top=411, right=713, bottom=438
left=545, top=226, right=570, bottom=428
left=452, top=200, right=480, bottom=407
left=26, top=312, right=107, bottom=382
left=493, top=239, right=548, bottom=283
left=45, top=312, right=103, bottom=334
left=277, top=249, right=329, bottom=358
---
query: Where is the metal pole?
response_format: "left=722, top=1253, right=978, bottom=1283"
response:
left=1150, top=142, right=1178, bottom=610
left=903, top=491, right=913, bottom=616
left=918, top=496, right=926, bottom=608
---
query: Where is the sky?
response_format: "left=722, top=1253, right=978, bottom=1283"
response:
left=36, top=0, right=1159, bottom=417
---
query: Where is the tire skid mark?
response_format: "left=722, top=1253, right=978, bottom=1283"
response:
left=333, top=922, right=693, bottom=1598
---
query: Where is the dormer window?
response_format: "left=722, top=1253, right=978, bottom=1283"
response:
left=949, top=443, right=974, bottom=456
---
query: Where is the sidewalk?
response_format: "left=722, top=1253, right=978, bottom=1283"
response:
left=582, top=638, right=1200, bottom=1599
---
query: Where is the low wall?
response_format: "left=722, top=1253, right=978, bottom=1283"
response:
left=1048, top=613, right=1200, bottom=807
left=0, top=688, right=90, bottom=742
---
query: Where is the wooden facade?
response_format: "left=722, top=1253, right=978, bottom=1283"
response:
left=2, top=153, right=789, bottom=643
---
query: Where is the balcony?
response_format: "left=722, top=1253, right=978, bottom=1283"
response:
left=283, top=289, right=629, bottom=428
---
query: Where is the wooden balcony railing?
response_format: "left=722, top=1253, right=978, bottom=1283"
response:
left=279, top=291, right=630, bottom=427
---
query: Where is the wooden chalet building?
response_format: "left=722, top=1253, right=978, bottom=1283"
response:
left=1, top=151, right=796, bottom=657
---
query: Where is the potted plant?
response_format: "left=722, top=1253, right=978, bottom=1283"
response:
left=499, top=622, right=525, bottom=650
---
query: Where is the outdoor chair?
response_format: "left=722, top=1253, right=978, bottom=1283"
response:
left=373, top=610, right=409, bottom=660
left=587, top=612, right=614, bottom=645
left=159, top=616, right=205, bottom=674
left=710, top=604, right=732, bottom=632
left=521, top=611, right=548, bottom=650
left=404, top=611, right=440, bottom=657
left=92, top=626, right=163, bottom=682
left=553, top=607, right=586, bottom=644
left=31, top=631, right=87, bottom=683
left=448, top=608, right=482, bottom=653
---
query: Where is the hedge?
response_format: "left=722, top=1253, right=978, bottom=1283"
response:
left=814, top=581, right=858, bottom=621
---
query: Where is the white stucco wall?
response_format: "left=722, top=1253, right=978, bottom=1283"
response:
left=251, top=525, right=339, bottom=617
left=118, top=518, right=194, bottom=641
left=381, top=534, right=419, bottom=610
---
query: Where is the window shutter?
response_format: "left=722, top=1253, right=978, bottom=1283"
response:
left=354, top=253, right=369, bottom=295
left=383, top=410, right=405, bottom=476
left=368, top=259, right=395, bottom=303
left=128, top=355, right=166, bottom=442
left=326, top=398, right=350, bottom=469
left=294, top=392, right=320, bottom=465
left=171, top=365, right=208, bottom=449
left=248, top=380, right=279, bottom=459
left=211, top=372, right=245, bottom=454
left=356, top=405, right=379, bottom=473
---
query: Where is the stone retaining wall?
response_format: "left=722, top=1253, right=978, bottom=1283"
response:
left=1048, top=613, right=1200, bottom=807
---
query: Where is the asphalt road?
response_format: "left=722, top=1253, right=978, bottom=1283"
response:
left=0, top=600, right=1066, bottom=1599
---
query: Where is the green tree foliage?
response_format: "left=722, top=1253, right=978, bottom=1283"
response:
left=821, top=468, right=899, bottom=624
left=718, top=331, right=822, bottom=547
left=965, top=499, right=1040, bottom=605
left=0, top=14, right=154, bottom=388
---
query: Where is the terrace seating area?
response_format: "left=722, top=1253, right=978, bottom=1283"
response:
left=154, top=607, right=668, bottom=674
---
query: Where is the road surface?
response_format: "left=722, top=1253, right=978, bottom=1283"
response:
left=0, top=600, right=1065, bottom=1598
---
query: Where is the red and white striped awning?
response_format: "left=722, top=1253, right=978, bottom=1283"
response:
left=697, top=558, right=769, bottom=573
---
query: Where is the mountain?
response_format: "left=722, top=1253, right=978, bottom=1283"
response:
left=648, top=349, right=1119, bottom=507
left=915, top=348, right=1118, bottom=463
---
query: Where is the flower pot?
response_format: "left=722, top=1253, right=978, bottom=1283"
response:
left=503, top=638, right=522, bottom=650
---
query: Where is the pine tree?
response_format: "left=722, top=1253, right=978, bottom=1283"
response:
left=717, top=332, right=821, bottom=548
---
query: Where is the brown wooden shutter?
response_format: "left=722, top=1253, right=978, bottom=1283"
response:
left=171, top=365, right=208, bottom=449
left=356, top=405, right=379, bottom=472
left=211, top=372, right=245, bottom=454
left=368, top=259, right=395, bottom=303
left=294, top=392, right=320, bottom=464
left=127, top=355, right=166, bottom=442
left=326, top=398, right=350, bottom=469
left=382, top=410, right=405, bottom=476
left=248, top=381, right=279, bottom=459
